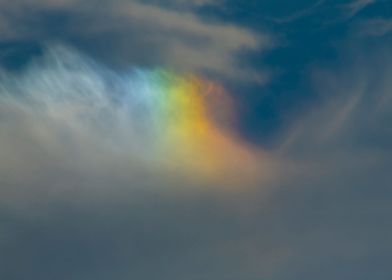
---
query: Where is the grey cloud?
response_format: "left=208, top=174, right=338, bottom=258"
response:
left=145, top=0, right=222, bottom=9
left=0, top=4, right=391, bottom=280
left=0, top=0, right=271, bottom=82
left=270, top=0, right=326, bottom=24
left=0, top=42, right=391, bottom=280
left=355, top=18, right=392, bottom=37
left=343, top=0, right=377, bottom=19
left=269, top=44, right=392, bottom=280
left=280, top=46, right=392, bottom=158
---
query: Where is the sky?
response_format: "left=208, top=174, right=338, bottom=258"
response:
left=0, top=0, right=391, bottom=279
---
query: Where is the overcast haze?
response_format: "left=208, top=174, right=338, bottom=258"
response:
left=0, top=1, right=391, bottom=279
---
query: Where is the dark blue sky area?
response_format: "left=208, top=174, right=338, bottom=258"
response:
left=195, top=0, right=391, bottom=144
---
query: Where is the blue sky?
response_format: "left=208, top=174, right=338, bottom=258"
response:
left=0, top=1, right=391, bottom=279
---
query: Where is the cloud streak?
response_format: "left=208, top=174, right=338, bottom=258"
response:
left=0, top=0, right=271, bottom=82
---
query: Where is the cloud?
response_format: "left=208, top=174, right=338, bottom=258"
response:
left=0, top=3, right=391, bottom=280
left=148, top=0, right=222, bottom=9
left=0, top=0, right=271, bottom=82
left=278, top=42, right=392, bottom=186
left=343, top=0, right=377, bottom=19
left=0, top=45, right=282, bottom=279
left=355, top=18, right=392, bottom=37
left=265, top=42, right=392, bottom=280
left=0, top=40, right=391, bottom=279
left=0, top=44, right=276, bottom=208
left=270, top=0, right=326, bottom=24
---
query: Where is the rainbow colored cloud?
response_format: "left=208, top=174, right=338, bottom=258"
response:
left=0, top=46, right=264, bottom=186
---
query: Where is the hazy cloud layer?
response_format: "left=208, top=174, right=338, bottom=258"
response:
left=0, top=1, right=391, bottom=280
left=0, top=41, right=391, bottom=279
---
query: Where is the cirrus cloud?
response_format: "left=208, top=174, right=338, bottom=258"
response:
left=0, top=0, right=272, bottom=82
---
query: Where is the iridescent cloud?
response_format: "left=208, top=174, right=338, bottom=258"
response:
left=0, top=45, right=266, bottom=187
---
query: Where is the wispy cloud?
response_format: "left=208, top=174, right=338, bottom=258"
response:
left=0, top=0, right=272, bottom=82
left=270, top=0, right=326, bottom=24
left=355, top=18, right=392, bottom=37
left=343, top=0, right=377, bottom=19
left=0, top=44, right=275, bottom=207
